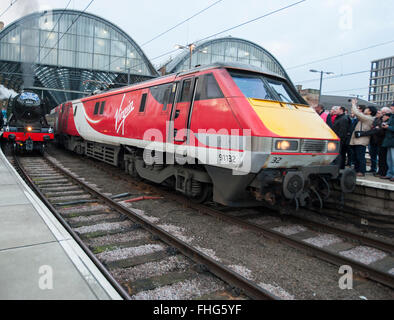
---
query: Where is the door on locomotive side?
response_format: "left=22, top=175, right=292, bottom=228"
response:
left=169, top=76, right=199, bottom=146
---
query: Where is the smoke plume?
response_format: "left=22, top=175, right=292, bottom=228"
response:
left=0, top=85, right=18, bottom=100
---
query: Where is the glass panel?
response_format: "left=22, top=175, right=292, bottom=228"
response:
left=76, top=16, right=94, bottom=36
left=93, top=54, right=109, bottom=70
left=21, top=28, right=39, bottom=46
left=231, top=74, right=273, bottom=100
left=40, top=30, right=58, bottom=48
left=265, top=78, right=296, bottom=103
left=59, top=33, right=76, bottom=50
left=0, top=43, right=20, bottom=61
left=76, top=52, right=93, bottom=69
left=40, top=47, right=57, bottom=65
left=3, top=27, right=20, bottom=44
left=94, top=38, right=110, bottom=55
left=95, top=22, right=110, bottom=39
left=77, top=36, right=94, bottom=53
left=126, top=45, right=138, bottom=59
left=180, top=79, right=192, bottom=102
left=21, top=45, right=39, bottom=62
left=59, top=14, right=77, bottom=34
left=111, top=40, right=126, bottom=57
left=59, top=50, right=75, bottom=67
left=109, top=56, right=125, bottom=72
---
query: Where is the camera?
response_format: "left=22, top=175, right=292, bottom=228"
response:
left=355, top=131, right=364, bottom=138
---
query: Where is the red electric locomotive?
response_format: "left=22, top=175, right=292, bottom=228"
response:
left=52, top=63, right=356, bottom=208
left=2, top=92, right=54, bottom=154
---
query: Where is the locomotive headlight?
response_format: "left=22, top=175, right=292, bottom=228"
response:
left=274, top=139, right=299, bottom=151
left=48, top=127, right=53, bottom=134
left=327, top=141, right=339, bottom=153
left=26, top=126, right=32, bottom=132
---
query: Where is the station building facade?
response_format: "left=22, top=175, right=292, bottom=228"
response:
left=0, top=9, right=158, bottom=106
left=369, top=55, right=394, bottom=107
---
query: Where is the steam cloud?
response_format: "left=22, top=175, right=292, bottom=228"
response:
left=0, top=85, right=18, bottom=99
left=15, top=0, right=42, bottom=90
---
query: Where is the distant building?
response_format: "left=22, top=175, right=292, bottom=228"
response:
left=296, top=85, right=377, bottom=111
left=319, top=95, right=376, bottom=112
left=295, top=85, right=319, bottom=105
left=369, top=55, right=394, bottom=107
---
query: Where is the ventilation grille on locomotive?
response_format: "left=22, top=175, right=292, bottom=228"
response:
left=301, top=139, right=327, bottom=153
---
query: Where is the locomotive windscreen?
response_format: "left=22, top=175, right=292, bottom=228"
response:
left=230, top=71, right=301, bottom=104
left=10, top=91, right=45, bottom=123
left=17, top=92, right=41, bottom=107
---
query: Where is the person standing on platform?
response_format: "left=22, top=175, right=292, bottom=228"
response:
left=314, top=104, right=333, bottom=128
left=381, top=103, right=394, bottom=182
left=349, top=99, right=376, bottom=177
left=330, top=106, right=339, bottom=124
left=332, top=106, right=351, bottom=169
left=375, top=109, right=391, bottom=177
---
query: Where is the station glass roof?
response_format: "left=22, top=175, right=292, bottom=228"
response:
left=0, top=9, right=158, bottom=105
left=163, top=37, right=291, bottom=81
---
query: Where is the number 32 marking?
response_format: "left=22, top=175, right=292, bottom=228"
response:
left=271, top=157, right=282, bottom=164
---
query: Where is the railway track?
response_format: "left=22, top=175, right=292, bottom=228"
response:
left=44, top=148, right=394, bottom=291
left=12, top=153, right=278, bottom=300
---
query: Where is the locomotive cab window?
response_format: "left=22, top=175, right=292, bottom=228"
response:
left=180, top=79, right=192, bottom=102
left=93, top=102, right=100, bottom=115
left=99, top=101, right=106, bottom=114
left=265, top=78, right=298, bottom=104
left=195, top=73, right=224, bottom=100
left=149, top=83, right=172, bottom=111
left=230, top=71, right=301, bottom=104
left=230, top=73, right=273, bottom=101
left=139, top=93, right=147, bottom=112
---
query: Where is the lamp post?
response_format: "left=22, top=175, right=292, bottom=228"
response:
left=310, top=69, right=334, bottom=104
left=175, top=44, right=208, bottom=70
left=175, top=44, right=196, bottom=69
left=349, top=94, right=365, bottom=99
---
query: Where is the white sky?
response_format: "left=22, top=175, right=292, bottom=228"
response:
left=1, top=0, right=393, bottom=99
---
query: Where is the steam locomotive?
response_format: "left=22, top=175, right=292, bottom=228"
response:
left=2, top=91, right=54, bottom=154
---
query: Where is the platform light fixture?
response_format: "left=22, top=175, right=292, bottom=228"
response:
left=175, top=43, right=208, bottom=69
left=309, top=69, right=334, bottom=104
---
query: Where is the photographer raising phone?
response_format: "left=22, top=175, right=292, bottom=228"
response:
left=349, top=98, right=376, bottom=177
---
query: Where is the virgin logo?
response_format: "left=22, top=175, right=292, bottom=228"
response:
left=115, top=94, right=134, bottom=135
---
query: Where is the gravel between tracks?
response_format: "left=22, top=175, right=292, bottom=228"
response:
left=48, top=147, right=394, bottom=300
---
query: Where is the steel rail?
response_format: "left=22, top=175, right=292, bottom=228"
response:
left=285, top=213, right=394, bottom=254
left=13, top=154, right=132, bottom=301
left=79, top=155, right=394, bottom=289
left=43, top=154, right=278, bottom=300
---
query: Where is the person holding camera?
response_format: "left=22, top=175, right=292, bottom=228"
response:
left=349, top=99, right=376, bottom=177
left=381, top=103, right=394, bottom=181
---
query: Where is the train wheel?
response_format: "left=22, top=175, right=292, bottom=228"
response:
left=188, top=183, right=212, bottom=204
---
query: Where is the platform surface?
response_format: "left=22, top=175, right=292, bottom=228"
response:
left=0, top=148, right=121, bottom=300
left=356, top=172, right=394, bottom=191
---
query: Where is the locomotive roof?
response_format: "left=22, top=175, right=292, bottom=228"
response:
left=64, top=62, right=290, bottom=105
left=177, top=62, right=286, bottom=80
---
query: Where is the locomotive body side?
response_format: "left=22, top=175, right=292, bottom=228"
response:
left=54, top=64, right=355, bottom=208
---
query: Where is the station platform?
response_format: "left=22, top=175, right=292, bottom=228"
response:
left=356, top=174, right=394, bottom=192
left=0, top=147, right=122, bottom=300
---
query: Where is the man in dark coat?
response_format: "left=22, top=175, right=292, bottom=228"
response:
left=332, top=106, right=351, bottom=169
left=381, top=103, right=394, bottom=181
